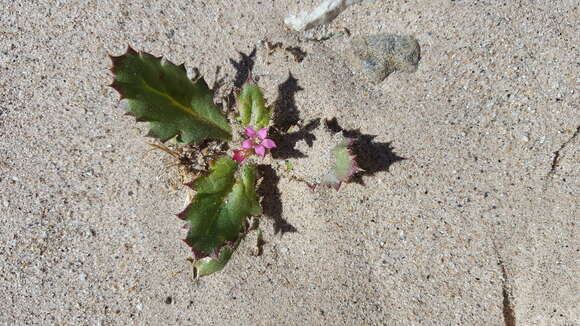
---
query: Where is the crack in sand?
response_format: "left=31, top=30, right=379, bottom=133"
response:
left=499, top=261, right=516, bottom=326
left=493, top=243, right=517, bottom=326
left=547, top=126, right=579, bottom=179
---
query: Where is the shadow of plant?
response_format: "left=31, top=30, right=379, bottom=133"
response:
left=257, top=164, right=297, bottom=235
left=325, top=118, right=404, bottom=185
left=270, top=73, right=319, bottom=159
left=229, top=47, right=257, bottom=88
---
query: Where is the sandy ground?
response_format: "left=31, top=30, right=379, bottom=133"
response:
left=1, top=0, right=578, bottom=325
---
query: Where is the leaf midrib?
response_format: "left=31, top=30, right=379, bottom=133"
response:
left=142, top=80, right=230, bottom=136
left=196, top=178, right=237, bottom=234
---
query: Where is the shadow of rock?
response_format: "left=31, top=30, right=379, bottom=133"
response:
left=257, top=164, right=297, bottom=235
left=325, top=118, right=404, bottom=185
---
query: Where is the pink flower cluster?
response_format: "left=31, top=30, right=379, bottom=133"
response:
left=233, top=127, right=276, bottom=163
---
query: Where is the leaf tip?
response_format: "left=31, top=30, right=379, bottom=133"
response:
left=177, top=62, right=187, bottom=73
left=108, top=81, right=125, bottom=99
left=108, top=46, right=138, bottom=72
left=123, top=111, right=145, bottom=122
left=182, top=239, right=207, bottom=260
left=126, top=45, right=138, bottom=56
left=176, top=210, right=187, bottom=221
left=183, top=180, right=196, bottom=189
left=108, top=56, right=122, bottom=74
left=244, top=71, right=256, bottom=85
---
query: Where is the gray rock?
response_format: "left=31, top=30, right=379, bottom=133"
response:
left=346, top=34, right=421, bottom=83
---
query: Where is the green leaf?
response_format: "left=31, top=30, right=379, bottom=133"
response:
left=109, top=47, right=232, bottom=144
left=180, top=157, right=261, bottom=275
left=193, top=246, right=235, bottom=277
left=322, top=137, right=360, bottom=190
left=237, top=83, right=271, bottom=129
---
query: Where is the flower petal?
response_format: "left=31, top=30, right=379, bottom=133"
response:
left=242, top=139, right=254, bottom=149
left=262, top=138, right=277, bottom=149
left=232, top=150, right=246, bottom=163
left=244, top=127, right=257, bottom=138
left=257, top=127, right=269, bottom=140
left=254, top=145, right=266, bottom=157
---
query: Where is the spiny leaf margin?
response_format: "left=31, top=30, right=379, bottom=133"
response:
left=193, top=245, right=236, bottom=277
left=179, top=157, right=261, bottom=276
left=108, top=46, right=232, bottom=144
left=321, top=136, right=360, bottom=190
left=237, top=81, right=271, bottom=130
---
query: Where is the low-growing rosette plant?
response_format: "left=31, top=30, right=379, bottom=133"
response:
left=108, top=46, right=359, bottom=277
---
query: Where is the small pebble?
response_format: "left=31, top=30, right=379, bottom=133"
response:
left=2, top=201, right=8, bottom=207
left=79, top=273, right=87, bottom=281
left=280, top=247, right=289, bottom=254
left=346, top=34, right=421, bottom=83
left=11, top=176, right=19, bottom=182
left=398, top=231, right=405, bottom=240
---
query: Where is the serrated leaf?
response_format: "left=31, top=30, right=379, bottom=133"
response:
left=321, top=137, right=360, bottom=190
left=237, top=83, right=271, bottom=129
left=193, top=245, right=235, bottom=277
left=109, top=47, right=232, bottom=144
left=180, top=157, right=261, bottom=275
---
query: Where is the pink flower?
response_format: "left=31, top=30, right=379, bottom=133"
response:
left=233, top=127, right=276, bottom=163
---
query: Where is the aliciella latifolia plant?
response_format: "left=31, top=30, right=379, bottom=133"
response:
left=108, top=47, right=359, bottom=277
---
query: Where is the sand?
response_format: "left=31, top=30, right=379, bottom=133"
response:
left=1, top=0, right=578, bottom=325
